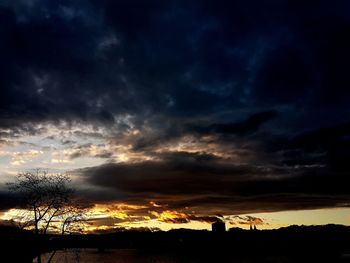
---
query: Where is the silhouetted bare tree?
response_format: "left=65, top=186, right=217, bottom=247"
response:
left=7, top=169, right=89, bottom=263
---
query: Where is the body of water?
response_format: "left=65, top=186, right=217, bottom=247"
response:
left=35, top=248, right=344, bottom=263
left=36, top=249, right=186, bottom=263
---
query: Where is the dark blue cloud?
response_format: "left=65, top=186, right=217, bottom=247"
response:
left=1, top=0, right=350, bottom=212
left=1, top=0, right=349, bottom=125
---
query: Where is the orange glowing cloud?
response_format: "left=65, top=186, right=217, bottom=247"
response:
left=150, top=210, right=190, bottom=224
left=236, top=216, right=264, bottom=225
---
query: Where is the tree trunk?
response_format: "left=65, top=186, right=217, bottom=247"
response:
left=47, top=250, right=57, bottom=263
left=35, top=217, right=41, bottom=263
left=35, top=221, right=39, bottom=235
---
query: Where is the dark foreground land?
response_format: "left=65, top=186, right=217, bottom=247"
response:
left=1, top=224, right=350, bottom=262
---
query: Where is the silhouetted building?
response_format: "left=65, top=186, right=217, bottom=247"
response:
left=250, top=224, right=257, bottom=231
left=212, top=221, right=226, bottom=233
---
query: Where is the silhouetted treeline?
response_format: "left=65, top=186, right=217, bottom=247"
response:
left=1, top=224, right=350, bottom=262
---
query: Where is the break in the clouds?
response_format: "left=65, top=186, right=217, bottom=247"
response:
left=1, top=0, right=350, bottom=224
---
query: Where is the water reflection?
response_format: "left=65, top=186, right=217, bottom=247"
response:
left=36, top=249, right=182, bottom=263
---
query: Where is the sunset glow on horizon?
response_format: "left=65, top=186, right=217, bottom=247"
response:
left=1, top=200, right=349, bottom=232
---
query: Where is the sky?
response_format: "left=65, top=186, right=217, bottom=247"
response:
left=0, top=0, right=350, bottom=231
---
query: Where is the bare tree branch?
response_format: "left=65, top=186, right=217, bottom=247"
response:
left=7, top=169, right=89, bottom=235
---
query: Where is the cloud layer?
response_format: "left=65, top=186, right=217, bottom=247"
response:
left=1, top=0, right=350, bottom=218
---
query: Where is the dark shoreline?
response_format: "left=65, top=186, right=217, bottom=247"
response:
left=1, top=224, right=350, bottom=262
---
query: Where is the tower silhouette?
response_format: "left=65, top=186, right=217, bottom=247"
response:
left=212, top=220, right=226, bottom=233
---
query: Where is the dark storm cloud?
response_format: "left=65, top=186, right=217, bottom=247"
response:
left=190, top=110, right=278, bottom=136
left=1, top=0, right=350, bottom=127
left=0, top=191, right=19, bottom=211
left=1, top=0, right=350, bottom=213
left=78, top=150, right=350, bottom=214
left=132, top=110, right=278, bottom=151
left=64, top=143, right=113, bottom=159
